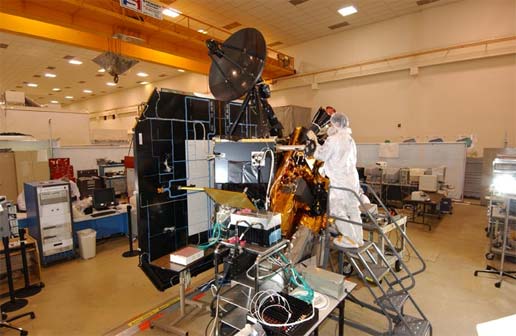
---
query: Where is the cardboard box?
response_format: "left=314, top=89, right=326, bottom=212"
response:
left=0, top=152, right=18, bottom=201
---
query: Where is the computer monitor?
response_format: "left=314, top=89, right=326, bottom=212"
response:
left=93, top=188, right=116, bottom=210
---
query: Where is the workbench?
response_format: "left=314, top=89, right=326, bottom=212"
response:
left=402, top=192, right=445, bottom=231
left=72, top=208, right=128, bottom=240
left=19, top=208, right=129, bottom=241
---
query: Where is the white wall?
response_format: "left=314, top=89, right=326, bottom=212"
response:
left=269, top=0, right=516, bottom=155
left=69, top=72, right=210, bottom=131
left=281, top=0, right=516, bottom=72
left=0, top=106, right=90, bottom=145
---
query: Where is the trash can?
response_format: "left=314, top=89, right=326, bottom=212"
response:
left=77, top=229, right=97, bottom=259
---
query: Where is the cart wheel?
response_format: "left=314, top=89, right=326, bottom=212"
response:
left=474, top=271, right=478, bottom=276
left=495, top=282, right=501, bottom=288
left=486, top=265, right=493, bottom=270
left=395, top=260, right=402, bottom=272
left=342, top=262, right=354, bottom=276
left=485, top=253, right=495, bottom=260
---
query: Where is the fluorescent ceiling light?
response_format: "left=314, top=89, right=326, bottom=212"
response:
left=65, top=96, right=74, bottom=99
left=98, top=68, right=106, bottom=73
left=137, top=72, right=148, bottom=77
left=338, top=5, right=357, bottom=17
left=138, top=81, right=149, bottom=85
left=27, top=83, right=38, bottom=87
left=50, top=100, right=59, bottom=104
left=177, top=69, right=185, bottom=73
left=52, top=88, right=61, bottom=92
left=68, top=59, right=83, bottom=65
left=44, top=73, right=57, bottom=78
left=106, top=82, right=117, bottom=86
left=197, top=29, right=208, bottom=34
left=83, top=89, right=93, bottom=94
left=162, top=8, right=181, bottom=18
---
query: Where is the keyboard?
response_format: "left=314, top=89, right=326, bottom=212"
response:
left=91, top=210, right=117, bottom=218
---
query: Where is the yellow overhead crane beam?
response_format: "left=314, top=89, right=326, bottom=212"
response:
left=0, top=12, right=210, bottom=74
left=0, top=0, right=295, bottom=79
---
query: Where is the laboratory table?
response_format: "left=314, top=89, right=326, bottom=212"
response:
left=402, top=192, right=445, bottom=231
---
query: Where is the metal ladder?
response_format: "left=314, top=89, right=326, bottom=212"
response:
left=321, top=183, right=432, bottom=336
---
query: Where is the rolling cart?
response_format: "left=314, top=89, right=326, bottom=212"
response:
left=474, top=195, right=516, bottom=287
left=474, top=155, right=516, bottom=288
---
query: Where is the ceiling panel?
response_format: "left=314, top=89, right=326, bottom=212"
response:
left=169, top=0, right=463, bottom=47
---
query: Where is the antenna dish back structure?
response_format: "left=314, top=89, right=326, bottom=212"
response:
left=207, top=28, right=266, bottom=102
left=206, top=28, right=283, bottom=137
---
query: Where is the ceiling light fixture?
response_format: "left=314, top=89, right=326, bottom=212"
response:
left=162, top=8, right=181, bottom=18
left=68, top=59, right=83, bottom=65
left=27, top=83, right=38, bottom=87
left=65, top=96, right=74, bottom=99
left=137, top=72, right=148, bottom=77
left=83, top=89, right=93, bottom=94
left=52, top=88, right=61, bottom=92
left=197, top=29, right=208, bottom=34
left=106, top=82, right=117, bottom=86
left=338, top=5, right=357, bottom=17
left=138, top=81, right=149, bottom=85
left=98, top=68, right=106, bottom=73
left=177, top=69, right=185, bottom=73
left=50, top=100, right=59, bottom=104
left=44, top=73, right=57, bottom=78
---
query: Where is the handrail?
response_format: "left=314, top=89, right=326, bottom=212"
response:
left=326, top=183, right=427, bottom=291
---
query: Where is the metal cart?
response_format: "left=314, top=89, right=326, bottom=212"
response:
left=474, top=194, right=516, bottom=287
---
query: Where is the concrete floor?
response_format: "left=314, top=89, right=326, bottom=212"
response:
left=2, top=202, right=515, bottom=336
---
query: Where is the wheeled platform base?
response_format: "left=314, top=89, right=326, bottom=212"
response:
left=474, top=265, right=516, bottom=288
left=0, top=311, right=36, bottom=336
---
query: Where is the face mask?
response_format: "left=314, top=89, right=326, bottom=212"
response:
left=327, top=126, right=338, bottom=136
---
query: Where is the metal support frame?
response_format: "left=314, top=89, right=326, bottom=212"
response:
left=322, top=183, right=432, bottom=336
left=151, top=270, right=206, bottom=335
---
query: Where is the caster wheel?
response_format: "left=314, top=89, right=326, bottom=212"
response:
left=342, top=262, right=354, bottom=276
left=495, top=282, right=501, bottom=288
left=474, top=271, right=478, bottom=276
left=30, top=312, right=36, bottom=319
left=21, top=331, right=28, bottom=336
left=485, top=253, right=495, bottom=260
left=395, top=260, right=402, bottom=272
left=486, top=265, right=493, bottom=270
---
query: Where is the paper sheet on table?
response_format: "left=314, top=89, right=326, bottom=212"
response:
left=379, top=143, right=399, bottom=158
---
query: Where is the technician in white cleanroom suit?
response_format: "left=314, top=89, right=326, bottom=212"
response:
left=308, top=112, right=363, bottom=248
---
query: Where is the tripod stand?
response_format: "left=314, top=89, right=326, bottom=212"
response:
left=15, top=229, right=44, bottom=298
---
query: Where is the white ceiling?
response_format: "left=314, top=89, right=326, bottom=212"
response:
left=170, top=0, right=463, bottom=48
left=0, top=32, right=185, bottom=106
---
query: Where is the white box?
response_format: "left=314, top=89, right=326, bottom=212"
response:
left=419, top=175, right=438, bottom=192
left=4, top=90, right=25, bottom=105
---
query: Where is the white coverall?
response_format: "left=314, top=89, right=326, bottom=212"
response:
left=314, top=125, right=363, bottom=248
